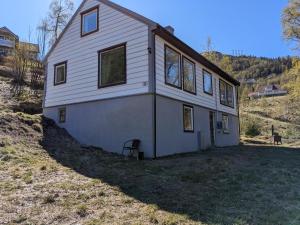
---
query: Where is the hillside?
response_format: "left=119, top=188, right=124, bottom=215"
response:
left=240, top=95, right=300, bottom=147
left=203, top=51, right=294, bottom=80
left=1, top=68, right=300, bottom=225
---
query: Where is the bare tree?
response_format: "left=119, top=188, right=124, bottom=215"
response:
left=37, top=19, right=50, bottom=59
left=47, top=0, right=74, bottom=46
left=10, top=43, right=30, bottom=96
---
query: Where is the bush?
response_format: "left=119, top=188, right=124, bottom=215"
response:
left=244, top=119, right=261, bottom=137
left=76, top=205, right=88, bottom=217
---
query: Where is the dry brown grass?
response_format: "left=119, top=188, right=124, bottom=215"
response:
left=1, top=110, right=300, bottom=225
left=240, top=95, right=300, bottom=146
left=1, top=73, right=300, bottom=225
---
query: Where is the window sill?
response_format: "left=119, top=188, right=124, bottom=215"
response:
left=54, top=81, right=66, bottom=86
left=165, top=82, right=182, bottom=90
left=98, top=81, right=126, bottom=89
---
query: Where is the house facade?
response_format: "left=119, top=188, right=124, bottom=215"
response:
left=43, top=0, right=240, bottom=158
left=0, top=26, right=39, bottom=60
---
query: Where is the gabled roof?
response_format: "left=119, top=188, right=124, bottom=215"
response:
left=44, top=0, right=240, bottom=86
left=0, top=26, right=19, bottom=39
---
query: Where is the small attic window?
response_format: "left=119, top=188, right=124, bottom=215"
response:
left=81, top=6, right=99, bottom=37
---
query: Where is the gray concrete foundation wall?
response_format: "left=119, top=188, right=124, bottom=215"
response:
left=156, top=95, right=240, bottom=157
left=43, top=94, right=155, bottom=158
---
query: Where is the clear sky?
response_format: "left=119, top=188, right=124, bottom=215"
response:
left=0, top=0, right=296, bottom=58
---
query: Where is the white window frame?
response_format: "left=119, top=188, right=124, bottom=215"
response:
left=222, top=114, right=229, bottom=134
left=81, top=6, right=99, bottom=37
left=54, top=61, right=67, bottom=86
left=183, top=105, right=194, bottom=132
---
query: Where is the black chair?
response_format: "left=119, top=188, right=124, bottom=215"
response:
left=122, top=139, right=141, bottom=158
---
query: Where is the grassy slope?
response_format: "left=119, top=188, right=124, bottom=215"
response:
left=240, top=95, right=300, bottom=147
left=1, top=76, right=300, bottom=225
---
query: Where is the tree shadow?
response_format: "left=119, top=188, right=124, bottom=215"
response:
left=40, top=117, right=300, bottom=225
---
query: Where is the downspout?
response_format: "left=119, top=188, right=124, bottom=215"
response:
left=149, top=26, right=157, bottom=159
left=214, top=77, right=219, bottom=145
left=237, top=86, right=241, bottom=143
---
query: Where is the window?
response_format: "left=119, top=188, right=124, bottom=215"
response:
left=54, top=61, right=67, bottom=85
left=98, top=43, right=126, bottom=88
left=222, top=114, right=229, bottom=133
left=165, top=45, right=181, bottom=88
left=59, top=108, right=66, bottom=123
left=219, top=80, right=234, bottom=107
left=183, top=105, right=194, bottom=132
left=183, top=57, right=196, bottom=94
left=81, top=6, right=99, bottom=37
left=203, top=70, right=213, bottom=95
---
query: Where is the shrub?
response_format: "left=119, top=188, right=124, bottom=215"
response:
left=32, top=123, right=42, bottom=133
left=43, top=195, right=56, bottom=204
left=244, top=119, right=261, bottom=137
left=76, top=205, right=88, bottom=217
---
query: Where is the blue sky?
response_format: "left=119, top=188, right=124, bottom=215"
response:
left=0, top=0, right=295, bottom=57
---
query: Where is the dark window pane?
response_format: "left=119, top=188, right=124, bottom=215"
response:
left=56, top=65, right=65, bottom=83
left=184, top=106, right=193, bottom=131
left=165, top=46, right=181, bottom=87
left=100, top=45, right=126, bottom=87
left=227, top=85, right=234, bottom=107
left=59, top=108, right=66, bottom=123
left=219, top=79, right=234, bottom=107
left=220, top=80, right=226, bottom=105
left=222, top=114, right=229, bottom=133
left=83, top=10, right=97, bottom=34
left=203, top=71, right=213, bottom=94
left=183, top=58, right=195, bottom=93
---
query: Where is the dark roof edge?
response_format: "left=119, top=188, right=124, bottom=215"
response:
left=98, top=0, right=157, bottom=28
left=0, top=26, right=19, bottom=39
left=153, top=25, right=240, bottom=86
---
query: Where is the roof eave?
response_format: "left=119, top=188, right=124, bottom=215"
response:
left=153, top=25, right=240, bottom=86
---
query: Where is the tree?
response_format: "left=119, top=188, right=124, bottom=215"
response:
left=282, top=0, right=300, bottom=50
left=37, top=19, right=50, bottom=59
left=38, top=0, right=74, bottom=51
left=10, top=43, right=31, bottom=96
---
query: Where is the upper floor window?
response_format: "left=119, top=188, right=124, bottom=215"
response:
left=203, top=70, right=213, bottom=95
left=98, top=43, right=126, bottom=88
left=182, top=57, right=196, bottom=94
left=219, top=80, right=234, bottom=108
left=165, top=45, right=181, bottom=88
left=81, top=6, right=99, bottom=37
left=54, top=61, right=67, bottom=86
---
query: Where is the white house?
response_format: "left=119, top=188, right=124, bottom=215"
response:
left=43, top=0, right=240, bottom=158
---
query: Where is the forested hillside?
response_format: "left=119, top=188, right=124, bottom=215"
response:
left=203, top=51, right=294, bottom=80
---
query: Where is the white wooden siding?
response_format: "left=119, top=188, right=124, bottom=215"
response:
left=155, top=36, right=238, bottom=116
left=45, top=0, right=149, bottom=107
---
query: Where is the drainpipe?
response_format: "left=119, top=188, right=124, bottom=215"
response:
left=214, top=77, right=219, bottom=145
left=149, top=27, right=157, bottom=159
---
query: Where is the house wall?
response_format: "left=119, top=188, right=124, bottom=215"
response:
left=156, top=95, right=239, bottom=157
left=45, top=0, right=150, bottom=108
left=155, top=35, right=238, bottom=116
left=43, top=94, right=155, bottom=158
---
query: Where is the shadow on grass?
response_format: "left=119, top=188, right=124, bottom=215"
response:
left=40, top=118, right=300, bottom=225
